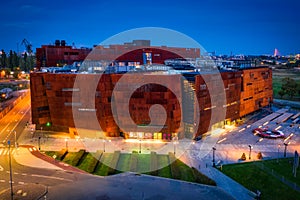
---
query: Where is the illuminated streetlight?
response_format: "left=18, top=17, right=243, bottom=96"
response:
left=248, top=145, right=252, bottom=160
left=212, top=147, right=216, bottom=167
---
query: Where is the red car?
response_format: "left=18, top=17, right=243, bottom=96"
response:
left=252, top=128, right=285, bottom=139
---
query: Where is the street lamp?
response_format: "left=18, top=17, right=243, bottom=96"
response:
left=65, top=138, right=68, bottom=151
left=277, top=144, right=280, bottom=163
left=139, top=139, right=142, bottom=153
left=248, top=145, right=252, bottom=160
left=14, top=131, right=17, bottom=148
left=103, top=139, right=111, bottom=152
left=173, top=141, right=177, bottom=155
left=284, top=143, right=288, bottom=157
left=212, top=147, right=216, bottom=167
left=38, top=137, right=41, bottom=150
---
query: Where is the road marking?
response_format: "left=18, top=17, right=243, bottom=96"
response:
left=17, top=190, right=22, bottom=194
left=0, top=180, right=5, bottom=183
left=21, top=173, right=27, bottom=176
left=18, top=182, right=25, bottom=185
left=0, top=165, right=3, bottom=171
left=31, top=174, right=73, bottom=181
left=14, top=172, right=19, bottom=175
left=22, top=192, right=27, bottom=197
left=0, top=123, right=11, bottom=136
left=0, top=149, right=3, bottom=155
left=8, top=181, right=14, bottom=184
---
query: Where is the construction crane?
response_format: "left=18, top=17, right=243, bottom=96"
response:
left=21, top=38, right=33, bottom=54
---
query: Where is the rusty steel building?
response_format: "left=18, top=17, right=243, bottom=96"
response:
left=30, top=66, right=273, bottom=140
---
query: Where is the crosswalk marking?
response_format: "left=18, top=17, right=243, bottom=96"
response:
left=0, top=148, right=17, bottom=156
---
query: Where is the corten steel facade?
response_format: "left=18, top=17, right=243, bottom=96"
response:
left=30, top=66, right=272, bottom=139
left=36, top=40, right=200, bottom=69
left=240, top=67, right=273, bottom=117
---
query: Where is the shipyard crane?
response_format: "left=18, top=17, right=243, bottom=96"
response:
left=21, top=38, right=33, bottom=54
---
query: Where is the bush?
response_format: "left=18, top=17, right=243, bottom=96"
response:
left=257, top=152, right=263, bottom=160
left=241, top=153, right=246, bottom=161
left=71, top=149, right=86, bottom=166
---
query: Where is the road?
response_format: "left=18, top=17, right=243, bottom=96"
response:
left=0, top=91, right=31, bottom=147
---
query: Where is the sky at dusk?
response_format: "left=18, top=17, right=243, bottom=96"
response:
left=0, top=0, right=299, bottom=55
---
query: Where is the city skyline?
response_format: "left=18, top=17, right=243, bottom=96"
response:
left=0, top=0, right=299, bottom=55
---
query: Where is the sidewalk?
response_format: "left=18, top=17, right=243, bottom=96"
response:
left=180, top=152, right=256, bottom=200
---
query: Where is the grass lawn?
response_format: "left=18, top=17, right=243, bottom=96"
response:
left=272, top=70, right=300, bottom=99
left=137, top=154, right=150, bottom=173
left=221, top=160, right=300, bottom=200
left=45, top=150, right=215, bottom=185
left=62, top=152, right=79, bottom=165
left=157, top=155, right=172, bottom=178
left=262, top=158, right=300, bottom=186
left=77, top=153, right=96, bottom=172
left=94, top=153, right=114, bottom=176
left=117, top=153, right=131, bottom=172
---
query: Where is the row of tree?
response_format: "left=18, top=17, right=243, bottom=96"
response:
left=278, top=77, right=300, bottom=99
left=0, top=49, right=34, bottom=72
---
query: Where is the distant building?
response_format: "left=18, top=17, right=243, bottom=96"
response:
left=36, top=40, right=91, bottom=69
left=35, top=40, right=200, bottom=70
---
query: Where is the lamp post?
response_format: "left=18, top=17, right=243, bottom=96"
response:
left=14, top=130, right=17, bottom=148
left=8, top=140, right=13, bottom=200
left=277, top=144, right=280, bottom=163
left=103, top=139, right=111, bottom=152
left=38, top=137, right=41, bottom=150
left=212, top=147, right=216, bottom=167
left=41, top=126, right=43, bottom=142
left=65, top=138, right=68, bottom=151
left=173, top=141, right=177, bottom=155
left=284, top=143, right=288, bottom=157
left=248, top=145, right=252, bottom=160
left=103, top=139, right=106, bottom=152
left=139, top=139, right=142, bottom=153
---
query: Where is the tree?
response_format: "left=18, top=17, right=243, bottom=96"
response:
left=278, top=90, right=285, bottom=98
left=281, top=77, right=298, bottom=99
left=0, top=49, right=6, bottom=67
left=8, top=50, right=13, bottom=70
